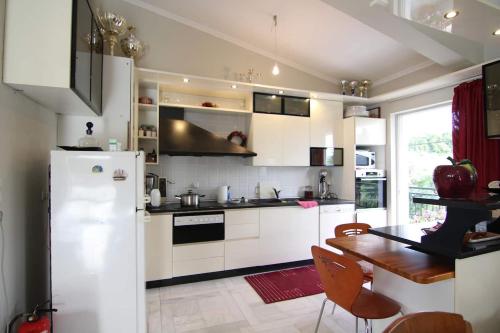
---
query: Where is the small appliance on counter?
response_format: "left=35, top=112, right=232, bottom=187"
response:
left=145, top=173, right=158, bottom=195
left=217, top=185, right=230, bottom=204
left=319, top=169, right=333, bottom=200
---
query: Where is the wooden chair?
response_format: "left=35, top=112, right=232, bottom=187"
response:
left=312, top=246, right=401, bottom=333
left=383, top=312, right=473, bottom=333
left=335, top=223, right=374, bottom=284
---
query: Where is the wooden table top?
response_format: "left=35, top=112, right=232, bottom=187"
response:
left=326, top=234, right=455, bottom=284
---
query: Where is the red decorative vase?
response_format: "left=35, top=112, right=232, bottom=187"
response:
left=433, top=164, right=476, bottom=198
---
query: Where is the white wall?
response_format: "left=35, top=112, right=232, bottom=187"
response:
left=0, top=0, right=57, bottom=329
left=97, top=0, right=337, bottom=93
left=379, top=87, right=454, bottom=225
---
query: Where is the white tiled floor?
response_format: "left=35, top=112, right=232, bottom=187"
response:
left=147, top=275, right=366, bottom=333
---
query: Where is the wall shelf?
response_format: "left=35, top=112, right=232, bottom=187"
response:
left=138, top=103, right=157, bottom=109
left=138, top=136, right=158, bottom=140
left=159, top=102, right=250, bottom=114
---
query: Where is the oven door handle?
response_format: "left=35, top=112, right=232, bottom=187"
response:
left=356, top=177, right=387, bottom=181
left=174, top=220, right=224, bottom=227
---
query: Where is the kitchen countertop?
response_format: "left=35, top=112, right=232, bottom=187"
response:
left=326, top=234, right=455, bottom=284
left=147, top=198, right=354, bottom=213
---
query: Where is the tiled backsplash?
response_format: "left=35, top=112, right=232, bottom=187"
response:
left=147, top=156, right=337, bottom=201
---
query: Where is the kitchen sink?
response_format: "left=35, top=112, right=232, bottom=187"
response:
left=250, top=198, right=295, bottom=204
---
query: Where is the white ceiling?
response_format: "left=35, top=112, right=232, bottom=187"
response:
left=125, top=0, right=433, bottom=85
left=124, top=0, right=500, bottom=86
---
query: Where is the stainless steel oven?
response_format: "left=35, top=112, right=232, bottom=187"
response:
left=173, top=211, right=224, bottom=245
left=355, top=169, right=387, bottom=209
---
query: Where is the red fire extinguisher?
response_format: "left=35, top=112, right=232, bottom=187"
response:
left=8, top=301, right=57, bottom=333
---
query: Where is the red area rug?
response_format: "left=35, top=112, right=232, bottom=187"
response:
left=244, top=265, right=324, bottom=304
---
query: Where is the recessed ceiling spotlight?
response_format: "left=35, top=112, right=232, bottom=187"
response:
left=493, top=29, right=500, bottom=36
left=231, top=84, right=237, bottom=89
left=444, top=10, right=459, bottom=19
left=183, top=78, right=190, bottom=83
left=278, top=90, right=284, bottom=94
left=271, top=95, right=277, bottom=99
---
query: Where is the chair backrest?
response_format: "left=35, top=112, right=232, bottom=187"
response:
left=383, top=312, right=473, bottom=333
left=311, top=246, right=364, bottom=312
left=335, top=223, right=371, bottom=238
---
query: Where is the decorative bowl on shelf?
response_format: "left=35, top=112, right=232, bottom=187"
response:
left=202, top=102, right=217, bottom=107
left=433, top=157, right=477, bottom=198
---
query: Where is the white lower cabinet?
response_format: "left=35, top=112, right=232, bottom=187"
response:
left=145, top=214, right=173, bottom=282
left=259, top=206, right=319, bottom=265
left=356, top=209, right=388, bottom=229
left=224, top=209, right=262, bottom=270
left=319, top=204, right=355, bottom=252
left=172, top=241, right=225, bottom=277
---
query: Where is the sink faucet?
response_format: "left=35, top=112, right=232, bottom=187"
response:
left=273, top=188, right=281, bottom=199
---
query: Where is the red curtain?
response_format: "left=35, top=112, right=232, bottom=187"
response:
left=452, top=79, right=500, bottom=193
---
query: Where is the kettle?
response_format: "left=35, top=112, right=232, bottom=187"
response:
left=145, top=173, right=159, bottom=195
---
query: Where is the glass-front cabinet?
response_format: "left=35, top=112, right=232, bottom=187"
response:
left=71, top=0, right=103, bottom=115
left=253, top=93, right=310, bottom=117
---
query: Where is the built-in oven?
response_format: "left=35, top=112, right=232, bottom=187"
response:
left=355, top=169, right=387, bottom=209
left=173, top=211, right=224, bottom=245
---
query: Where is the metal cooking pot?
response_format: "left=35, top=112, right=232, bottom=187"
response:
left=175, top=190, right=205, bottom=207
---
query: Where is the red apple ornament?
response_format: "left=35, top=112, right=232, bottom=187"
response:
left=433, top=157, right=477, bottom=198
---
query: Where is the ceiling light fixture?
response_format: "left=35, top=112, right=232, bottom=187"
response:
left=443, top=10, right=459, bottom=19
left=183, top=78, right=190, bottom=83
left=271, top=15, right=280, bottom=76
left=493, top=29, right=500, bottom=36
left=231, top=84, right=237, bottom=89
left=278, top=90, right=284, bottom=94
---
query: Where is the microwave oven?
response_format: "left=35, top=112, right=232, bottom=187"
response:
left=356, top=150, right=376, bottom=169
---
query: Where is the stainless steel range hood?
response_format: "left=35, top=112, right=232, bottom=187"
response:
left=158, top=116, right=256, bottom=157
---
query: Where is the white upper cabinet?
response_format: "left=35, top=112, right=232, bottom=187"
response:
left=248, top=113, right=310, bottom=166
left=310, top=99, right=343, bottom=147
left=354, top=117, right=386, bottom=146
left=282, top=116, right=310, bottom=166
left=3, top=0, right=103, bottom=115
left=248, top=113, right=283, bottom=166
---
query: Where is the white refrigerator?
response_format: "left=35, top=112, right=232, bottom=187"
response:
left=50, top=151, right=146, bottom=333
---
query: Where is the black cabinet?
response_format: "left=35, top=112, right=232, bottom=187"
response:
left=71, top=0, right=103, bottom=115
left=253, top=93, right=310, bottom=117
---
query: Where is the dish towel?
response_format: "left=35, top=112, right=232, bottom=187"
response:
left=297, top=201, right=318, bottom=209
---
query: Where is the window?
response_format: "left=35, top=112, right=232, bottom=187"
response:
left=395, top=103, right=452, bottom=224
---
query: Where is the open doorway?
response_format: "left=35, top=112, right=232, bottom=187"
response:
left=395, top=103, right=452, bottom=224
